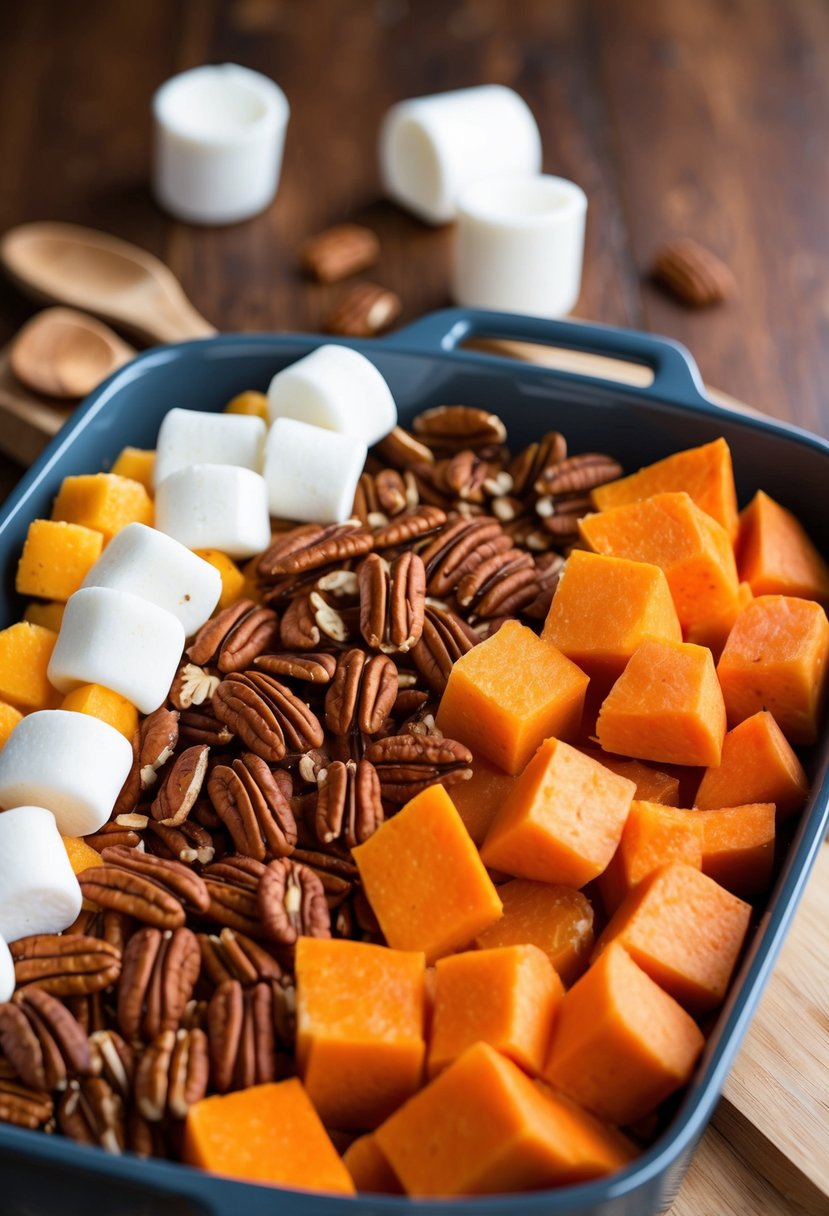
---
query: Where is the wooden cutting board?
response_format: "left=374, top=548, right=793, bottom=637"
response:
left=0, top=333, right=826, bottom=1216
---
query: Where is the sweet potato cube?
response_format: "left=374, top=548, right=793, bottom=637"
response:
left=435, top=619, right=589, bottom=774
left=694, top=711, right=808, bottom=819
left=543, top=942, right=705, bottom=1126
left=0, top=622, right=60, bottom=711
left=578, top=747, right=681, bottom=806
left=448, top=752, right=519, bottom=845
left=295, top=937, right=425, bottom=1129
left=717, top=595, right=829, bottom=744
left=593, top=862, right=751, bottom=1013
left=542, top=551, right=681, bottom=684
left=480, top=739, right=635, bottom=888
left=737, top=490, right=829, bottom=606
left=182, top=1078, right=355, bottom=1193
left=110, top=447, right=156, bottom=494
left=596, top=638, right=726, bottom=767
left=428, top=945, right=564, bottom=1078
left=23, top=601, right=65, bottom=633
left=195, top=549, right=246, bottom=610
left=51, top=473, right=153, bottom=542
left=16, top=519, right=104, bottom=602
left=375, top=1041, right=635, bottom=1196
left=597, top=801, right=703, bottom=915
left=0, top=701, right=23, bottom=750
left=698, top=803, right=775, bottom=896
left=60, top=684, right=139, bottom=741
left=474, top=880, right=594, bottom=987
left=579, top=491, right=740, bottom=646
left=343, top=1134, right=403, bottom=1194
left=591, top=438, right=739, bottom=539
left=353, top=785, right=502, bottom=962
left=62, top=835, right=104, bottom=875
left=685, top=579, right=754, bottom=660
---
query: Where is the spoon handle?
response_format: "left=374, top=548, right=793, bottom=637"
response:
left=141, top=296, right=218, bottom=344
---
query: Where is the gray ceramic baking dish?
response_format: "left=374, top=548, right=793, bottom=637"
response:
left=0, top=308, right=827, bottom=1216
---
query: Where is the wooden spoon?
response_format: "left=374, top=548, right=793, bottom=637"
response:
left=0, top=222, right=217, bottom=344
left=11, top=307, right=136, bottom=399
left=0, top=340, right=73, bottom=466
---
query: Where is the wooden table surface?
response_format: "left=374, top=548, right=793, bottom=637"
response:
left=0, top=2, right=827, bottom=1212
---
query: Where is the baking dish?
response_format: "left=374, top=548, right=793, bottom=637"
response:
left=0, top=308, right=827, bottom=1216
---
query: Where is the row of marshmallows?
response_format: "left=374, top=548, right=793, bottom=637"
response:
left=0, top=342, right=399, bottom=1002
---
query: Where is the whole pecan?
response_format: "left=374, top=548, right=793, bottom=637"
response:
left=0, top=1077, right=53, bottom=1129
left=324, top=649, right=398, bottom=737
left=372, top=504, right=446, bottom=550
left=135, top=1027, right=209, bottom=1122
left=212, top=672, right=324, bottom=763
left=413, top=405, right=507, bottom=452
left=410, top=603, right=479, bottom=694
left=254, top=651, right=337, bottom=684
left=207, top=979, right=279, bottom=1093
left=315, top=759, right=383, bottom=849
left=58, top=1076, right=125, bottom=1155
left=187, top=600, right=279, bottom=674
left=11, top=934, right=121, bottom=998
left=375, top=425, right=435, bottom=470
left=202, top=858, right=268, bottom=938
left=145, top=818, right=217, bottom=867
left=258, top=859, right=330, bottom=946
left=198, top=928, right=284, bottom=988
left=418, top=516, right=512, bottom=597
left=0, top=987, right=91, bottom=1091
left=364, top=734, right=473, bottom=803
left=257, top=521, right=373, bottom=580
left=358, top=551, right=425, bottom=654
left=456, top=546, right=537, bottom=618
left=208, top=753, right=297, bottom=861
left=138, top=706, right=180, bottom=790
left=117, top=926, right=201, bottom=1043
left=151, top=744, right=209, bottom=827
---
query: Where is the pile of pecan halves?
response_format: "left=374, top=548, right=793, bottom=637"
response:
left=0, top=405, right=621, bottom=1161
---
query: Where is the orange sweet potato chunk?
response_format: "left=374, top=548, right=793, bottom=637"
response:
left=597, top=801, right=703, bottom=915
left=698, top=803, right=775, bottom=896
left=591, top=438, right=739, bottom=540
left=60, top=683, right=139, bottom=740
left=578, top=747, right=681, bottom=806
left=62, top=835, right=103, bottom=875
left=480, top=739, right=635, bottom=889
left=375, top=1041, right=635, bottom=1196
left=295, top=937, right=425, bottom=1129
left=685, top=579, right=754, bottom=660
left=16, top=519, right=104, bottom=602
left=435, top=619, right=589, bottom=774
left=474, top=880, right=595, bottom=987
left=694, top=711, right=808, bottom=819
left=51, top=473, right=153, bottom=542
left=596, top=638, right=726, bottom=767
left=737, top=491, right=829, bottom=606
left=0, top=701, right=23, bottom=750
left=448, top=752, right=519, bottom=845
left=593, top=862, right=751, bottom=1014
left=353, top=784, right=502, bottom=963
left=579, top=491, right=740, bottom=647
left=542, top=551, right=681, bottom=684
left=543, top=942, right=705, bottom=1126
left=343, top=1134, right=403, bottom=1194
left=428, top=944, right=564, bottom=1077
left=717, top=595, right=829, bottom=745
left=182, top=1078, right=356, bottom=1192
left=0, top=622, right=60, bottom=712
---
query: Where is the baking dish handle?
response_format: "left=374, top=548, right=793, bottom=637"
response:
left=389, top=308, right=712, bottom=410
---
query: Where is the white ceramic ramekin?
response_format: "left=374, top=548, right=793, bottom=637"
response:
left=452, top=174, right=588, bottom=318
left=152, top=64, right=290, bottom=225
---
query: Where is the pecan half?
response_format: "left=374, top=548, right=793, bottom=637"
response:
left=290, top=847, right=357, bottom=908
left=168, top=662, right=221, bottom=711
left=325, top=649, right=398, bottom=737
left=81, top=846, right=210, bottom=926
left=410, top=602, right=479, bottom=694
left=11, top=935, right=121, bottom=997
left=207, top=979, right=279, bottom=1093
left=202, top=858, right=268, bottom=938
left=364, top=734, right=473, bottom=803
left=58, top=1077, right=125, bottom=1155
left=456, top=546, right=537, bottom=618
left=198, top=928, right=284, bottom=988
left=300, top=223, right=380, bottom=283
left=135, top=1027, right=209, bottom=1122
left=151, top=744, right=209, bottom=827
left=375, top=425, right=435, bottom=470
left=84, top=818, right=144, bottom=853
left=652, top=237, right=736, bottom=306
left=413, top=405, right=507, bottom=452
left=535, top=492, right=593, bottom=539
left=534, top=452, right=623, bottom=498
left=371, top=503, right=447, bottom=549
left=278, top=594, right=321, bottom=650
left=418, top=516, right=512, bottom=597
left=358, top=551, right=425, bottom=653
left=508, top=431, right=567, bottom=498
left=117, top=927, right=201, bottom=1043
left=88, top=1029, right=134, bottom=1099
left=138, top=706, right=180, bottom=790
left=326, top=281, right=401, bottom=337
left=145, top=818, right=217, bottom=867
left=258, top=859, right=331, bottom=945
left=315, top=759, right=383, bottom=848
left=352, top=468, right=415, bottom=526
left=212, top=672, right=324, bottom=763
left=257, top=522, right=373, bottom=580
left=523, top=551, right=566, bottom=620
left=254, top=652, right=337, bottom=684
left=178, top=707, right=234, bottom=748
left=0, top=988, right=91, bottom=1091
left=0, top=1078, right=53, bottom=1129
left=208, top=754, right=297, bottom=861
left=187, top=600, right=279, bottom=674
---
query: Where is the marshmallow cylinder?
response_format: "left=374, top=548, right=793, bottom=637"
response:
left=154, top=408, right=266, bottom=488
left=82, top=522, right=221, bottom=637
left=155, top=464, right=272, bottom=559
left=379, top=85, right=542, bottom=225
left=263, top=418, right=367, bottom=525
left=453, top=175, right=587, bottom=318
left=267, top=346, right=396, bottom=446
left=48, top=587, right=185, bottom=715
left=0, top=807, right=82, bottom=943
left=153, top=64, right=290, bottom=225
left=0, top=935, right=13, bottom=1002
left=0, top=710, right=134, bottom=837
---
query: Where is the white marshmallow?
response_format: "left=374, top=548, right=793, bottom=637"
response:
left=82, top=522, right=221, bottom=637
left=263, top=418, right=367, bottom=525
left=154, top=408, right=266, bottom=488
left=0, top=710, right=133, bottom=837
left=267, top=345, right=397, bottom=446
left=155, top=463, right=271, bottom=559
left=48, top=587, right=185, bottom=715
left=0, top=807, right=82, bottom=943
left=0, top=935, right=13, bottom=1002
